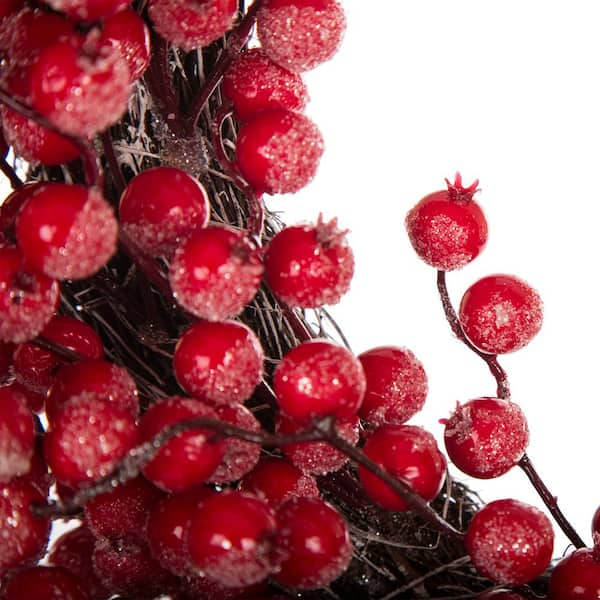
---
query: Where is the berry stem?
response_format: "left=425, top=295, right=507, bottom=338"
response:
left=518, top=453, right=585, bottom=549
left=100, top=130, right=127, bottom=196
left=436, top=270, right=510, bottom=399
left=0, top=156, right=23, bottom=189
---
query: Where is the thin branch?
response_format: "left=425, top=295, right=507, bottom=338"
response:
left=0, top=157, right=23, bottom=189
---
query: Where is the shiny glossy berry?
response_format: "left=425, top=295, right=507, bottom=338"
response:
left=222, top=48, right=309, bottom=120
left=459, top=274, right=544, bottom=355
left=444, top=397, right=529, bottom=479
left=148, top=0, right=237, bottom=51
left=169, top=226, right=263, bottom=320
left=140, top=396, right=225, bottom=492
left=173, top=320, right=264, bottom=405
left=405, top=173, right=487, bottom=271
left=16, top=184, right=118, bottom=280
left=236, top=108, right=324, bottom=194
left=549, top=546, right=600, bottom=599
left=187, top=491, right=279, bottom=587
left=273, top=339, right=365, bottom=420
left=358, top=345, right=428, bottom=426
left=359, top=424, right=446, bottom=511
left=1, top=565, right=89, bottom=599
left=256, top=0, right=346, bottom=73
left=264, top=216, right=354, bottom=308
left=119, top=167, right=210, bottom=257
left=44, top=0, right=130, bottom=21
left=466, top=499, right=554, bottom=585
left=273, top=496, right=352, bottom=589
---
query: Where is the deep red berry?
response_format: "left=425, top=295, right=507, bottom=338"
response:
left=0, top=183, right=44, bottom=239
left=359, top=424, right=446, bottom=511
left=466, top=499, right=554, bottom=585
left=459, top=274, right=543, bottom=354
left=358, top=345, right=428, bottom=426
left=1, top=565, right=89, bottom=600
left=256, top=0, right=346, bottom=73
left=187, top=491, right=279, bottom=587
left=273, top=496, right=352, bottom=589
left=273, top=339, right=365, bottom=420
left=140, top=396, right=225, bottom=492
left=44, top=0, right=130, bottom=21
left=593, top=506, right=600, bottom=536
left=0, top=246, right=60, bottom=344
left=235, top=108, right=324, bottom=194
left=222, top=48, right=309, bottom=120
left=405, top=173, right=488, bottom=271
left=178, top=574, right=269, bottom=600
left=0, top=341, right=14, bottom=385
left=264, top=216, right=354, bottom=308
left=549, top=546, right=600, bottom=599
left=444, top=397, right=529, bottom=479
left=169, top=226, right=263, bottom=320
left=148, top=0, right=237, bottom=51
left=119, top=166, right=210, bottom=257
left=173, top=320, right=264, bottom=405
left=0, top=0, right=23, bottom=22
left=477, top=592, right=528, bottom=599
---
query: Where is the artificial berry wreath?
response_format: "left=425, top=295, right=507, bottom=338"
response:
left=0, top=1, right=595, bottom=599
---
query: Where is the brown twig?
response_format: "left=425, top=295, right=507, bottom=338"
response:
left=0, top=156, right=23, bottom=189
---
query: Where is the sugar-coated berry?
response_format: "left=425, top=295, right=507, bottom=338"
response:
left=236, top=108, right=324, bottom=194
left=43, top=0, right=130, bottom=21
left=1, top=565, right=89, bottom=599
left=358, top=345, right=428, bottom=426
left=264, top=216, right=354, bottom=308
left=140, top=396, right=225, bottom=492
left=359, top=424, right=446, bottom=511
left=169, top=226, right=263, bottom=320
left=16, top=184, right=118, bottom=280
left=549, top=546, right=600, bottom=599
left=173, top=320, right=264, bottom=405
left=459, top=274, right=543, bottom=354
left=148, top=0, right=237, bottom=51
left=222, top=48, right=309, bottom=120
left=466, top=498, right=554, bottom=585
left=444, top=398, right=529, bottom=479
left=178, top=574, right=269, bottom=600
left=257, top=0, right=346, bottom=73
left=187, top=491, right=279, bottom=587
left=119, top=166, right=210, bottom=257
left=405, top=173, right=488, bottom=271
left=273, top=496, right=352, bottom=589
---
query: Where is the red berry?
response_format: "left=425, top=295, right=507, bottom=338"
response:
left=235, top=108, right=324, bottom=194
left=358, top=345, right=428, bottom=426
left=173, top=320, right=264, bottom=405
left=44, top=0, right=130, bottom=21
left=359, top=424, right=446, bottom=511
left=444, top=397, right=529, bottom=479
left=459, top=274, right=543, bottom=354
left=0, top=341, right=14, bottom=385
left=0, top=183, right=44, bottom=238
left=1, top=565, right=89, bottom=600
left=0, top=246, right=60, bottom=344
left=593, top=506, right=600, bottom=536
left=273, top=339, right=365, bottom=420
left=178, top=574, right=269, bottom=600
left=256, top=0, right=346, bottom=73
left=140, top=396, right=225, bottom=492
left=273, top=496, right=352, bottom=589
left=148, top=0, right=237, bottom=51
left=264, top=216, right=354, bottom=308
left=466, top=498, right=554, bottom=585
left=187, top=491, right=279, bottom=587
left=169, top=226, right=263, bottom=320
left=405, top=174, right=488, bottom=271
left=222, top=48, right=309, bottom=120
left=0, top=0, right=23, bottom=22
left=549, top=546, right=600, bottom=599
left=119, top=166, right=210, bottom=257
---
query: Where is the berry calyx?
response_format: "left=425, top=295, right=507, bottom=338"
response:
left=549, top=545, right=600, bottom=599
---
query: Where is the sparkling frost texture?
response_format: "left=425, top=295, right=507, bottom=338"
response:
left=465, top=499, right=554, bottom=585
left=44, top=0, right=129, bottom=21
left=257, top=0, right=346, bottom=73
left=0, top=387, right=34, bottom=483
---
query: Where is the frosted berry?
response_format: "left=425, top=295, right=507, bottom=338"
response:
left=1, top=565, right=89, bottom=599
left=256, top=0, right=346, bottom=73
left=169, top=226, right=263, bottom=320
left=273, top=339, right=366, bottom=420
left=140, top=396, right=225, bottom=492
left=222, top=48, right=309, bottom=120
left=120, top=166, right=210, bottom=257
left=0, top=0, right=23, bottom=21
left=444, top=397, right=529, bottom=479
left=264, top=216, right=354, bottom=308
left=359, top=424, right=446, bottom=511
left=43, top=0, right=130, bottom=21
left=179, top=573, right=269, bottom=600
left=0, top=341, right=14, bottom=385
left=16, top=184, right=118, bottom=280
left=358, top=345, right=428, bottom=426
left=405, top=173, right=488, bottom=271
left=0, top=246, right=60, bottom=344
left=549, top=546, right=600, bottom=599
left=187, top=491, right=279, bottom=587
left=459, top=274, right=543, bottom=354
left=466, top=498, right=554, bottom=585
left=273, top=496, right=352, bottom=589
left=235, top=108, right=324, bottom=194
left=173, top=319, right=264, bottom=405
left=148, top=0, right=237, bottom=51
